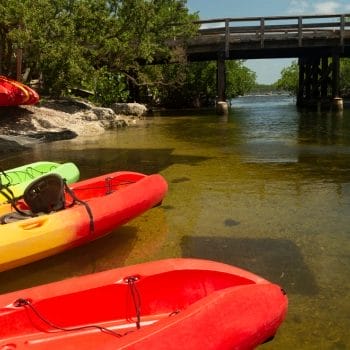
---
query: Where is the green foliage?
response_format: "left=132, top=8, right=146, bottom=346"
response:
left=181, top=61, right=217, bottom=107
left=138, top=63, right=192, bottom=107
left=340, top=58, right=350, bottom=96
left=0, top=0, right=197, bottom=102
left=253, top=84, right=278, bottom=94
left=275, top=61, right=299, bottom=94
left=226, top=61, right=256, bottom=98
left=0, top=0, right=257, bottom=107
left=89, top=68, right=129, bottom=106
left=180, top=60, right=256, bottom=107
left=142, top=60, right=256, bottom=108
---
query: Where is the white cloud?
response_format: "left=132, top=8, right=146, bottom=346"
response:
left=287, top=0, right=349, bottom=15
left=313, top=1, right=341, bottom=14
left=287, top=0, right=311, bottom=15
left=199, top=22, right=226, bottom=30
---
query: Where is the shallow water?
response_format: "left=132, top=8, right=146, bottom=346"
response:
left=1, top=95, right=350, bottom=349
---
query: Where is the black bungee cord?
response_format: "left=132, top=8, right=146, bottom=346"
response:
left=14, top=298, right=123, bottom=338
left=13, top=277, right=143, bottom=338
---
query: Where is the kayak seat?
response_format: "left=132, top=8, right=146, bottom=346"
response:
left=23, top=174, right=94, bottom=232
left=0, top=174, right=66, bottom=224
left=23, top=174, right=66, bottom=214
left=0, top=174, right=94, bottom=232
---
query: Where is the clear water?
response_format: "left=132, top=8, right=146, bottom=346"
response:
left=0, top=95, right=349, bottom=349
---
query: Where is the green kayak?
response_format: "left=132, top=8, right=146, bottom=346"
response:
left=0, top=161, right=80, bottom=204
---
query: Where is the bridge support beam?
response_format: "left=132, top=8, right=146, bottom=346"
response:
left=216, top=52, right=228, bottom=115
left=297, top=54, right=343, bottom=111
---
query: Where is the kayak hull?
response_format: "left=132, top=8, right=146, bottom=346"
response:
left=0, top=258, right=288, bottom=350
left=0, top=171, right=168, bottom=272
left=0, top=75, right=39, bottom=106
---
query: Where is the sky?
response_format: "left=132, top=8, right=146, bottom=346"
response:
left=186, top=0, right=350, bottom=84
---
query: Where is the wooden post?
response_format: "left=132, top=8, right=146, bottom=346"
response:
left=340, top=15, right=345, bottom=47
left=298, top=54, right=343, bottom=110
left=16, top=48, right=23, bottom=81
left=304, top=60, right=311, bottom=101
left=216, top=52, right=228, bottom=115
left=331, top=53, right=343, bottom=110
left=311, top=57, right=320, bottom=99
left=225, top=19, right=230, bottom=58
left=297, top=57, right=305, bottom=106
left=298, top=17, right=302, bottom=47
left=260, top=18, right=265, bottom=48
left=332, top=53, right=340, bottom=98
left=217, top=52, right=226, bottom=102
left=320, top=57, right=328, bottom=99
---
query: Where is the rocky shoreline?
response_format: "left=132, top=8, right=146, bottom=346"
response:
left=0, top=99, right=147, bottom=155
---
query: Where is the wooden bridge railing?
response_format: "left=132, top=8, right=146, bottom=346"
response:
left=193, top=14, right=350, bottom=57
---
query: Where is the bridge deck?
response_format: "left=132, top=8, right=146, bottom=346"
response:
left=181, top=14, right=350, bottom=60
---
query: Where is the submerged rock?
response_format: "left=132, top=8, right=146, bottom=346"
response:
left=0, top=135, right=28, bottom=155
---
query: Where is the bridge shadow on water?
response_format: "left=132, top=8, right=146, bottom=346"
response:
left=28, top=147, right=211, bottom=178
left=181, top=235, right=318, bottom=296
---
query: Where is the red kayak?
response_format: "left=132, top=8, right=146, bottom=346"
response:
left=0, top=258, right=288, bottom=349
left=0, top=171, right=168, bottom=272
left=0, top=75, right=39, bottom=106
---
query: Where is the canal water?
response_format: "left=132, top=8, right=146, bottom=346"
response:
left=0, top=95, right=349, bottom=349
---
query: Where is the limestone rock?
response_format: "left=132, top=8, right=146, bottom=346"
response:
left=111, top=102, right=147, bottom=117
left=0, top=99, right=148, bottom=152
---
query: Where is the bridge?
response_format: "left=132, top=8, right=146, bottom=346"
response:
left=174, top=13, right=350, bottom=112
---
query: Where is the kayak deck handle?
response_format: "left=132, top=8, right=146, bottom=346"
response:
left=19, top=218, right=47, bottom=230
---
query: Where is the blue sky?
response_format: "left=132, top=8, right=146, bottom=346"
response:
left=186, top=0, right=350, bottom=84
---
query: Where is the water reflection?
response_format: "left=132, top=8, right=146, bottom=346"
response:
left=298, top=109, right=347, bottom=145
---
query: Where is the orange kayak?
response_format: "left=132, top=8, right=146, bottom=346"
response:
left=0, top=75, right=39, bottom=106
left=0, top=258, right=288, bottom=350
left=0, top=171, right=168, bottom=272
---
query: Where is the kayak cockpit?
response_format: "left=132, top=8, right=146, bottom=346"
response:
left=0, top=269, right=255, bottom=338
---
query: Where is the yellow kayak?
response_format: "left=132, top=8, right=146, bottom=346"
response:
left=0, top=171, right=168, bottom=272
left=0, top=161, right=80, bottom=203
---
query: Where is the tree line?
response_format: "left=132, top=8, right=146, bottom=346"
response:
left=275, top=59, right=350, bottom=97
left=0, top=0, right=256, bottom=108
